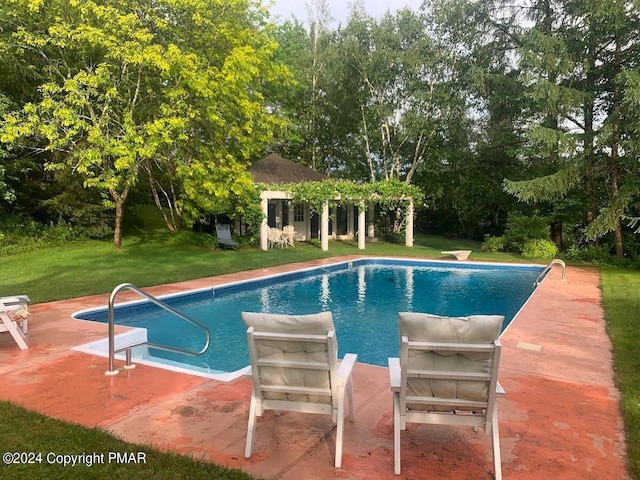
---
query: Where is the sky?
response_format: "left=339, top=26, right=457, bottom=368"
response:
left=267, top=0, right=425, bottom=26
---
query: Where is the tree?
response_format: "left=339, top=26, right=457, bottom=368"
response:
left=501, top=0, right=640, bottom=258
left=0, top=0, right=284, bottom=247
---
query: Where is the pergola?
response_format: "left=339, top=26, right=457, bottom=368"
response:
left=249, top=154, right=415, bottom=252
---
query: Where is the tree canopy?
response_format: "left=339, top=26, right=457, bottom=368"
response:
left=0, top=0, right=285, bottom=247
left=2, top=0, right=639, bottom=260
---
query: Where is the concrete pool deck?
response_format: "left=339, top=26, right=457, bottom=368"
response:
left=0, top=256, right=630, bottom=479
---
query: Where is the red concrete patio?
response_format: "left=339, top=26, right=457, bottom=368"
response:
left=0, top=257, right=630, bottom=479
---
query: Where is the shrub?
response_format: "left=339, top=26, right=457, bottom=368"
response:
left=522, top=239, right=558, bottom=259
left=565, top=244, right=612, bottom=264
left=0, top=216, right=88, bottom=256
left=481, top=235, right=506, bottom=253
left=504, top=213, right=550, bottom=251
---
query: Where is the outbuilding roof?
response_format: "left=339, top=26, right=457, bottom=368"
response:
left=249, top=153, right=328, bottom=184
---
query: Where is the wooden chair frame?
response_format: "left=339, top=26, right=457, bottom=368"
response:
left=245, top=327, right=357, bottom=467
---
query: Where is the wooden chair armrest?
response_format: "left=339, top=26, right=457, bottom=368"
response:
left=388, top=357, right=401, bottom=391
left=337, top=353, right=358, bottom=385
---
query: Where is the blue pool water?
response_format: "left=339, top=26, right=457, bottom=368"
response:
left=74, top=258, right=543, bottom=375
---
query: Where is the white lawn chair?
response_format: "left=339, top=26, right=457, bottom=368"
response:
left=242, top=311, right=357, bottom=468
left=388, top=312, right=505, bottom=478
left=282, top=225, right=296, bottom=247
left=267, top=227, right=285, bottom=249
left=0, top=295, right=31, bottom=350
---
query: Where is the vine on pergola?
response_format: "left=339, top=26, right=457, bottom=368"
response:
left=260, top=179, right=423, bottom=214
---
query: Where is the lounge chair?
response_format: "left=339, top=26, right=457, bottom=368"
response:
left=0, top=295, right=31, bottom=350
left=215, top=224, right=239, bottom=250
left=388, top=312, right=505, bottom=478
left=242, top=311, right=357, bottom=468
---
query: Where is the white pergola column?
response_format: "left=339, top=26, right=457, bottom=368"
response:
left=405, top=200, right=414, bottom=247
left=321, top=201, right=329, bottom=251
left=260, top=197, right=269, bottom=251
left=358, top=204, right=366, bottom=250
left=287, top=201, right=294, bottom=227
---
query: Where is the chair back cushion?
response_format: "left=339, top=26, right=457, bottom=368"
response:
left=242, top=312, right=335, bottom=403
left=216, top=224, right=231, bottom=239
left=398, top=312, right=503, bottom=409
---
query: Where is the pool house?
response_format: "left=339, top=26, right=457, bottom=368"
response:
left=249, top=153, right=415, bottom=251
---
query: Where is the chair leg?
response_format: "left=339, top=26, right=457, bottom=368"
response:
left=491, top=404, right=502, bottom=480
left=245, top=395, right=258, bottom=458
left=1, top=313, right=28, bottom=350
left=335, top=386, right=345, bottom=468
left=346, top=378, right=355, bottom=421
left=393, top=391, right=401, bottom=475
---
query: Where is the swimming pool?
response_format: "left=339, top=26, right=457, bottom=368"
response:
left=72, top=258, right=544, bottom=379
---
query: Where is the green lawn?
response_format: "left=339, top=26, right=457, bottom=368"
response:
left=1, top=232, right=638, bottom=479
left=601, top=266, right=640, bottom=478
left=0, top=232, right=521, bottom=304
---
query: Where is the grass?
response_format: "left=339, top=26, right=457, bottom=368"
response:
left=1, top=231, right=639, bottom=479
left=0, top=232, right=522, bottom=304
left=0, top=401, right=255, bottom=480
left=601, top=266, right=640, bottom=478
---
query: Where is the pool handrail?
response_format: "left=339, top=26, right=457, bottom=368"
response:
left=535, top=259, right=566, bottom=286
left=106, top=283, right=211, bottom=375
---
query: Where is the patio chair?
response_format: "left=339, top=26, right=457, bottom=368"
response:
left=0, top=295, right=31, bottom=350
left=268, top=227, right=285, bottom=249
left=242, top=311, right=357, bottom=468
left=388, top=312, right=505, bottom=478
left=282, top=225, right=296, bottom=247
left=215, top=224, right=239, bottom=250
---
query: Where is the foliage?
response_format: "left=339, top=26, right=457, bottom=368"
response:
left=0, top=94, right=14, bottom=204
left=498, top=0, right=640, bottom=258
left=267, top=179, right=423, bottom=213
left=481, top=212, right=552, bottom=256
left=565, top=244, right=613, bottom=264
left=481, top=235, right=506, bottom=253
left=521, top=239, right=558, bottom=259
left=0, top=215, right=87, bottom=256
left=0, top=0, right=285, bottom=248
left=167, top=231, right=218, bottom=250
left=503, top=212, right=550, bottom=252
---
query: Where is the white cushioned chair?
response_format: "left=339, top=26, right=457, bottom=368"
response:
left=388, top=312, right=505, bottom=478
left=242, top=311, right=357, bottom=468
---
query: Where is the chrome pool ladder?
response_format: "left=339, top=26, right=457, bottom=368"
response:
left=535, top=259, right=566, bottom=286
left=105, top=283, right=211, bottom=375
